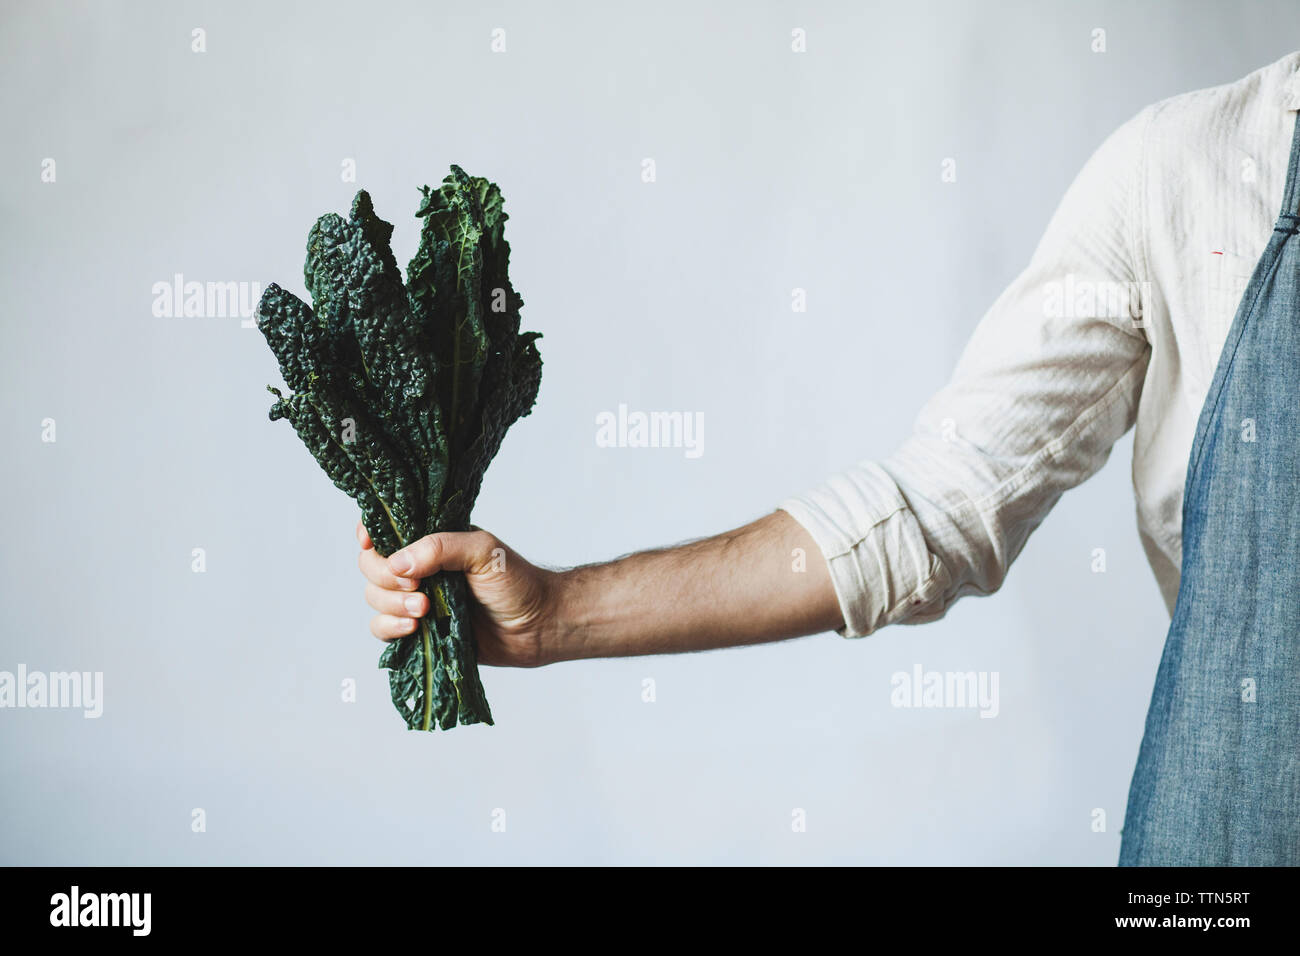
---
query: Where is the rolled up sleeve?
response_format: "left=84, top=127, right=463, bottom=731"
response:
left=781, top=104, right=1156, bottom=637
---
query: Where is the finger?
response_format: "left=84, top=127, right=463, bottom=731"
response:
left=359, top=547, right=420, bottom=591
left=370, top=614, right=419, bottom=642
left=365, top=582, right=429, bottom=618
left=388, top=530, right=498, bottom=578
left=356, top=521, right=374, bottom=550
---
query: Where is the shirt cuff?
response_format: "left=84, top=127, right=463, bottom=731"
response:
left=779, top=463, right=952, bottom=638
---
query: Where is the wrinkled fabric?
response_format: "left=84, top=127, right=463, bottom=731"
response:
left=780, top=52, right=1300, bottom=638
left=1118, top=104, right=1300, bottom=866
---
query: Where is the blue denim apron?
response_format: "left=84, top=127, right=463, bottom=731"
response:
left=1119, top=112, right=1300, bottom=865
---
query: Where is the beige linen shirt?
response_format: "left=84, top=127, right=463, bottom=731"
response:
left=780, top=51, right=1300, bottom=638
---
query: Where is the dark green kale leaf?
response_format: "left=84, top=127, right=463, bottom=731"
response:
left=256, top=169, right=541, bottom=732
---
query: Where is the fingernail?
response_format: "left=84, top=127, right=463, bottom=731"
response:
left=404, top=595, right=423, bottom=615
left=390, top=552, right=414, bottom=575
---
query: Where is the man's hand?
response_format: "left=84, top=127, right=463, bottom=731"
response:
left=357, top=522, right=558, bottom=667
left=357, top=510, right=844, bottom=666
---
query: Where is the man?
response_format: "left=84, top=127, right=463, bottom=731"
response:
left=358, top=51, right=1300, bottom=865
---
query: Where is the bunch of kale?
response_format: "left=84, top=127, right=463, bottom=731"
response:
left=255, top=166, right=541, bottom=731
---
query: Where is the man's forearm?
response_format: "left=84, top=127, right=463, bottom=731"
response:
left=548, top=510, right=844, bottom=662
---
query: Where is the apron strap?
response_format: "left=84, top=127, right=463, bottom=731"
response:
left=1280, top=110, right=1300, bottom=227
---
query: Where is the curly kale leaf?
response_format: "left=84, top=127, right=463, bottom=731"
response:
left=256, top=170, right=541, bottom=732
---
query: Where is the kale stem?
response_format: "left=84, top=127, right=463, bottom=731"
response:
left=419, top=615, right=434, bottom=732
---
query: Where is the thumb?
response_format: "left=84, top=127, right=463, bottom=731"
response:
left=387, top=530, right=499, bottom=578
